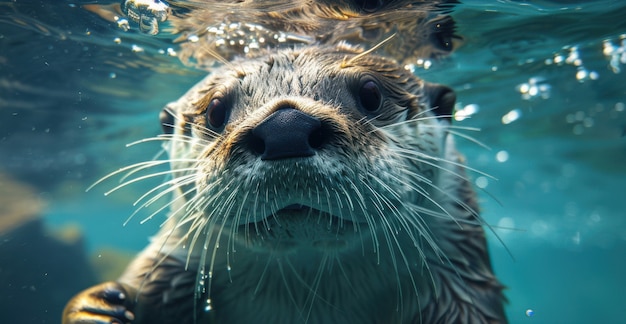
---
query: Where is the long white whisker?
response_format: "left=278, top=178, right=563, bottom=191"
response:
left=446, top=129, right=491, bottom=150
left=276, top=258, right=306, bottom=322
left=394, top=147, right=496, bottom=180
left=132, top=173, right=196, bottom=207
left=125, top=134, right=200, bottom=147
left=135, top=183, right=198, bottom=226
left=103, top=168, right=199, bottom=196
left=86, top=158, right=198, bottom=191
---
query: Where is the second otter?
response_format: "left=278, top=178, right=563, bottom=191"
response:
left=63, top=44, right=507, bottom=324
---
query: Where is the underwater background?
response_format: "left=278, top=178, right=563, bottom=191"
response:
left=1, top=0, right=625, bottom=323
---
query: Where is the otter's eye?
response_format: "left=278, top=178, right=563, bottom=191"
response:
left=431, top=19, right=455, bottom=52
left=358, top=80, right=383, bottom=113
left=206, top=98, right=229, bottom=130
left=353, top=0, right=383, bottom=13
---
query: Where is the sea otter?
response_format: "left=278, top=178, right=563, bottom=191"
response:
left=63, top=44, right=506, bottom=323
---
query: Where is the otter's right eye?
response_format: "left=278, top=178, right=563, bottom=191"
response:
left=206, top=98, right=229, bottom=130
left=358, top=80, right=383, bottom=113
left=430, top=18, right=456, bottom=52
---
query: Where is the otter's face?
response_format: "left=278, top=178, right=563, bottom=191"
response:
left=161, top=45, right=456, bottom=256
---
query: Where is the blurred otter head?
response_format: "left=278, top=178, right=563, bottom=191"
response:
left=160, top=0, right=461, bottom=68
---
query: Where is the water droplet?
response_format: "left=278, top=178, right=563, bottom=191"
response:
left=518, top=83, right=530, bottom=94
left=553, top=55, right=564, bottom=64
left=572, top=124, right=584, bottom=135
left=574, top=111, right=585, bottom=121
left=454, top=104, right=478, bottom=122
left=590, top=212, right=601, bottom=223
left=525, top=309, right=535, bottom=317
left=501, top=109, right=521, bottom=124
left=109, top=72, right=117, bottom=79
left=188, top=34, right=199, bottom=42
left=116, top=18, right=130, bottom=32
left=496, top=150, right=509, bottom=162
left=497, top=217, right=515, bottom=231
left=475, top=176, right=488, bottom=189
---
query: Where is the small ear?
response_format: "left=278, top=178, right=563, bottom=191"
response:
left=423, top=83, right=456, bottom=122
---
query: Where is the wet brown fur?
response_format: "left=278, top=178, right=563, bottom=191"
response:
left=63, top=44, right=506, bottom=324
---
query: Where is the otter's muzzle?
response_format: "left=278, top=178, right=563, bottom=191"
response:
left=250, top=107, right=326, bottom=160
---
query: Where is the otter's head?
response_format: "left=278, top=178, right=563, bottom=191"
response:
left=160, top=44, right=458, bottom=262
left=169, top=0, right=461, bottom=68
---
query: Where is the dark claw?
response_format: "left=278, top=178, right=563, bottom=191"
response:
left=63, top=281, right=136, bottom=324
left=100, top=286, right=127, bottom=304
left=82, top=305, right=134, bottom=322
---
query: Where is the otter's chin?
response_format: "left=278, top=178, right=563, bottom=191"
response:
left=235, top=204, right=360, bottom=253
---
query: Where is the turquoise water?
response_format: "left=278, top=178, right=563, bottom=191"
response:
left=1, top=0, right=625, bottom=323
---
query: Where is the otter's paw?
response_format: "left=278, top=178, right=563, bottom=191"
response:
left=62, top=281, right=135, bottom=324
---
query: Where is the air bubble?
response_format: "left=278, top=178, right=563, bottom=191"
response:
left=454, top=104, right=478, bottom=122
left=497, top=217, right=515, bottom=231
left=501, top=109, right=521, bottom=124
left=116, top=18, right=130, bottom=32
left=553, top=55, right=564, bottom=64
left=496, top=150, right=509, bottom=162
left=188, top=34, right=199, bottom=42
left=475, top=176, right=488, bottom=189
left=572, top=124, right=584, bottom=135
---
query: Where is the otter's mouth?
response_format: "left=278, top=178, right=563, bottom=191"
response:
left=237, top=204, right=358, bottom=251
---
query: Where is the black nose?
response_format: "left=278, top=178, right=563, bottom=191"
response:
left=250, top=108, right=326, bottom=160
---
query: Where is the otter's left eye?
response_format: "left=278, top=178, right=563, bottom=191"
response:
left=206, top=98, right=229, bottom=130
left=358, top=80, right=383, bottom=113
left=353, top=0, right=383, bottom=13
